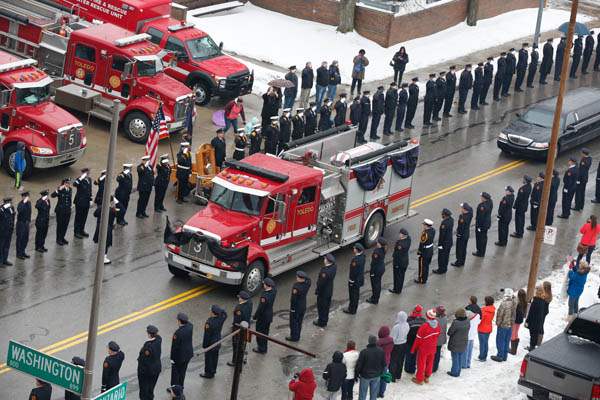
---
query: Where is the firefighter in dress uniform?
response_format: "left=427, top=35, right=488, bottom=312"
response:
left=115, top=164, right=133, bottom=225
left=511, top=175, right=532, bottom=238
left=73, top=168, right=92, bottom=238
left=170, top=312, right=193, bottom=388
left=0, top=197, right=15, bottom=266
left=343, top=243, right=365, bottom=315
left=452, top=203, right=472, bottom=267
left=28, top=379, right=52, bottom=400
left=527, top=173, right=544, bottom=231
left=278, top=108, right=292, bottom=153
left=34, top=190, right=51, bottom=253
left=557, top=158, right=579, bottom=219
left=249, top=123, right=262, bottom=155
left=233, top=129, right=248, bottom=161
left=93, top=170, right=106, bottom=207
left=136, top=155, right=155, bottom=218
left=252, top=277, right=277, bottom=353
left=314, top=254, right=337, bottom=327
left=137, top=325, right=162, bottom=400
left=291, top=108, right=305, bottom=141
left=101, top=341, right=125, bottom=392
left=286, top=271, right=311, bottom=342
left=367, top=238, right=386, bottom=304
left=51, top=178, right=72, bottom=245
left=15, top=191, right=32, bottom=259
left=433, top=208, right=453, bottom=274
left=263, top=116, right=280, bottom=155
left=154, top=154, right=170, bottom=212
left=472, top=192, right=493, bottom=257
left=227, top=291, right=252, bottom=366
left=390, top=228, right=411, bottom=294
left=415, top=219, right=435, bottom=284
left=176, top=142, right=192, bottom=203
left=495, top=186, right=515, bottom=247
left=200, top=305, right=227, bottom=379
left=65, top=357, right=85, bottom=400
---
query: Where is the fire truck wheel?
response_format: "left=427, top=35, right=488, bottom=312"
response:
left=3, top=144, right=33, bottom=179
left=123, top=111, right=151, bottom=143
left=363, top=212, right=385, bottom=248
left=242, top=260, right=265, bottom=295
left=168, top=265, right=190, bottom=278
left=192, top=81, right=211, bottom=106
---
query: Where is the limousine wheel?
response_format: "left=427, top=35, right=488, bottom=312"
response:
left=242, top=260, right=265, bottom=296
left=168, top=265, right=189, bottom=278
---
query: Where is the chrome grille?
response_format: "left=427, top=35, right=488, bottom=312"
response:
left=180, top=237, right=215, bottom=265
left=508, top=134, right=533, bottom=147
left=225, top=71, right=251, bottom=90
left=57, top=126, right=82, bottom=153
left=173, top=100, right=187, bottom=122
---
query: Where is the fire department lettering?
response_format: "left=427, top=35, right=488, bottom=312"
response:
left=74, top=60, right=96, bottom=72
left=297, top=205, right=314, bottom=216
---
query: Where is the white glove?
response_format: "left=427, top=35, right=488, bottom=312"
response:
left=563, top=189, right=568, bottom=193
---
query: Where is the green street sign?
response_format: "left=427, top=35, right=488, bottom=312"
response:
left=6, top=340, right=84, bottom=394
left=93, top=381, right=127, bottom=400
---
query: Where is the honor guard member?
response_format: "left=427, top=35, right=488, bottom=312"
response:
left=432, top=71, right=446, bottom=121
left=315, top=254, right=337, bottom=326
left=443, top=66, right=457, bottom=117
left=16, top=191, right=32, bottom=259
left=349, top=96, right=362, bottom=126
left=423, top=73, right=437, bottom=125
left=286, top=271, right=311, bottom=342
left=228, top=291, right=253, bottom=365
left=176, top=142, right=193, bottom=202
left=457, top=65, right=472, bottom=114
left=495, top=186, right=515, bottom=246
left=471, top=63, right=483, bottom=110
left=369, top=86, right=385, bottom=139
left=333, top=93, right=348, bottom=127
left=233, top=129, right=247, bottom=161
left=292, top=108, right=306, bottom=141
left=279, top=108, right=292, bottom=152
left=73, top=168, right=92, bottom=238
left=473, top=192, right=493, bottom=257
left=547, top=169, right=561, bottom=226
left=211, top=129, right=226, bottom=169
left=65, top=357, right=85, bottom=400
left=264, top=117, right=280, bottom=155
left=200, top=305, right=227, bottom=379
left=319, top=98, right=333, bottom=131
left=0, top=197, right=15, bottom=266
left=502, top=48, right=517, bottom=96
left=154, top=154, right=170, bottom=212
left=34, top=190, right=51, bottom=253
left=433, top=208, right=453, bottom=274
left=51, top=178, right=72, bottom=245
left=101, top=341, right=125, bottom=392
left=527, top=44, right=539, bottom=88
left=480, top=58, right=494, bottom=105
left=452, top=203, right=473, bottom=267
left=367, top=237, right=387, bottom=304
left=383, top=82, right=398, bottom=135
left=416, top=219, right=435, bottom=284
left=305, top=102, right=318, bottom=137
left=493, top=52, right=507, bottom=101
left=93, top=170, right=106, bottom=206
left=539, top=38, right=554, bottom=84
left=528, top=173, right=544, bottom=230
left=29, top=379, right=52, bottom=400
left=170, top=312, right=193, bottom=388
left=390, top=228, right=410, bottom=294
left=514, top=43, right=529, bottom=92
left=582, top=31, right=595, bottom=74
left=570, top=35, right=583, bottom=78
left=406, top=78, right=420, bottom=128
left=511, top=175, right=532, bottom=238
left=249, top=123, right=263, bottom=155
left=115, top=164, right=133, bottom=224
left=93, top=196, right=118, bottom=264
left=136, top=155, right=155, bottom=218
left=554, top=38, right=566, bottom=81
left=358, top=91, right=371, bottom=144
left=137, top=325, right=162, bottom=400
left=395, top=83, right=409, bottom=132
left=253, top=278, right=277, bottom=353
left=343, top=243, right=365, bottom=315
left=574, top=148, right=592, bottom=211
left=558, top=157, right=579, bottom=219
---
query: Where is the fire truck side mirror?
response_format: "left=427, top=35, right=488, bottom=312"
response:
left=276, top=201, right=286, bottom=222
left=176, top=52, right=189, bottom=62
left=0, top=90, right=10, bottom=108
left=122, top=62, right=133, bottom=80
left=219, top=41, right=224, bottom=51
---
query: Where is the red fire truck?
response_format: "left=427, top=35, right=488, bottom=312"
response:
left=52, top=0, right=253, bottom=105
left=0, top=50, right=86, bottom=178
left=0, top=0, right=194, bottom=143
left=165, top=127, right=420, bottom=294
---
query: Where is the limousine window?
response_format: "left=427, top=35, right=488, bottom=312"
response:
left=521, top=109, right=553, bottom=129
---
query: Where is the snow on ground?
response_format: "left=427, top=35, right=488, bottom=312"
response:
left=190, top=3, right=592, bottom=94
left=356, top=0, right=456, bottom=17
left=382, top=257, right=600, bottom=400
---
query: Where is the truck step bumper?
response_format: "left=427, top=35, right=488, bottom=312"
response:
left=165, top=251, right=243, bottom=285
left=32, top=148, right=85, bottom=168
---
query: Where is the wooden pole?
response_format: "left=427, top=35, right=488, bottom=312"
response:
left=526, top=0, right=579, bottom=301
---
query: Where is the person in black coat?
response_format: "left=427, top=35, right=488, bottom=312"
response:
left=318, top=99, right=333, bottom=132
left=73, top=168, right=92, bottom=238
left=416, top=219, right=435, bottom=284
left=433, top=208, right=453, bottom=274
left=539, top=38, right=554, bottom=84
left=334, top=93, right=348, bottom=127
left=315, top=61, right=330, bottom=109
left=405, top=77, right=419, bottom=129
left=314, top=253, right=337, bottom=326
left=291, top=108, right=305, bottom=141
left=344, top=243, right=365, bottom=315
left=137, top=325, right=162, bottom=400
left=367, top=238, right=386, bottom=304
left=209, top=128, right=225, bottom=167
left=493, top=52, right=507, bottom=101
left=284, top=65, right=298, bottom=109
left=558, top=157, right=579, bottom=219
left=102, top=341, right=125, bottom=392
left=136, top=156, right=154, bottom=218
left=286, top=271, right=311, bottom=342
left=93, top=196, right=118, bottom=264
left=595, top=31, right=600, bottom=71
left=495, top=186, right=515, bottom=246
left=525, top=287, right=548, bottom=350
left=471, top=63, right=483, bottom=110
left=15, top=191, right=31, bottom=259
left=383, top=82, right=398, bottom=135
left=433, top=71, right=446, bottom=121
left=480, top=58, right=493, bottom=106
left=300, top=63, right=314, bottom=108
left=423, top=73, right=437, bottom=125
left=547, top=169, right=560, bottom=226
left=279, top=108, right=292, bottom=152
left=252, top=278, right=276, bottom=353
left=170, top=312, right=193, bottom=388
left=154, top=154, right=171, bottom=212
left=249, top=124, right=262, bottom=155
left=582, top=31, right=595, bottom=74
left=502, top=48, right=517, bottom=96
left=34, top=190, right=51, bottom=253
left=323, top=351, right=347, bottom=396
left=473, top=192, right=493, bottom=257
left=574, top=148, right=592, bottom=211
left=29, top=379, right=52, bottom=400
left=527, top=172, right=544, bottom=230
left=511, top=175, right=532, bottom=238
left=457, top=66, right=473, bottom=114
left=200, top=305, right=227, bottom=379
left=357, top=91, right=371, bottom=144
left=525, top=44, right=539, bottom=89
left=570, top=35, right=584, bottom=78
left=232, top=130, right=247, bottom=161
left=65, top=357, right=85, bottom=399
left=261, top=87, right=280, bottom=129
left=404, top=307, right=426, bottom=374
left=304, top=102, right=318, bottom=137
left=391, top=46, right=409, bottom=84
left=452, top=202, right=472, bottom=267
left=349, top=96, right=362, bottom=126
left=263, top=117, right=280, bottom=155
left=94, top=170, right=106, bottom=206
left=228, top=291, right=253, bottom=365
left=554, top=38, right=566, bottom=81
left=51, top=178, right=72, bottom=245
left=444, top=66, right=457, bottom=116
left=395, top=83, right=409, bottom=132
left=390, top=229, right=410, bottom=294
left=370, top=86, right=385, bottom=139
left=116, top=163, right=133, bottom=221
left=514, top=43, right=529, bottom=92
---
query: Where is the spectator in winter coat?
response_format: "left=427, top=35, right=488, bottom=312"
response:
left=477, top=296, right=496, bottom=361
left=389, top=311, right=409, bottom=382
left=376, top=326, right=393, bottom=397
left=391, top=46, right=409, bottom=85
left=351, top=49, right=369, bottom=96
left=492, top=288, right=517, bottom=362
left=315, top=61, right=330, bottom=110
left=300, top=63, right=314, bottom=109
left=284, top=66, right=299, bottom=109
left=289, top=368, right=317, bottom=400
left=261, top=87, right=280, bottom=129
left=433, top=305, right=448, bottom=372
left=404, top=305, right=426, bottom=374
left=461, top=310, right=480, bottom=369
left=577, top=215, right=600, bottom=265
left=538, top=281, right=553, bottom=345
left=223, top=98, right=246, bottom=134
left=356, top=335, right=385, bottom=400
left=13, top=141, right=26, bottom=189
left=526, top=286, right=548, bottom=350
left=341, top=341, right=359, bottom=400
left=411, top=309, right=441, bottom=385
left=466, top=295, right=482, bottom=317
left=323, top=351, right=347, bottom=399
left=511, top=289, right=528, bottom=355
left=447, top=308, right=469, bottom=377
left=567, top=260, right=591, bottom=316
left=327, top=61, right=341, bottom=101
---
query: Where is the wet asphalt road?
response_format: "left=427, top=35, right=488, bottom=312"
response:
left=1, top=70, right=600, bottom=399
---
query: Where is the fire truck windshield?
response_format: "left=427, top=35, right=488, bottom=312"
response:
left=15, top=83, right=51, bottom=105
left=186, top=36, right=220, bottom=61
left=210, top=183, right=263, bottom=216
left=136, top=57, right=164, bottom=77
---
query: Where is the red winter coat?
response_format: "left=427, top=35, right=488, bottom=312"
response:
left=411, top=320, right=440, bottom=355
left=376, top=326, right=394, bottom=366
left=289, top=368, right=317, bottom=400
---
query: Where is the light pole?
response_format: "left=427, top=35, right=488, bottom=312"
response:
left=533, top=0, right=545, bottom=47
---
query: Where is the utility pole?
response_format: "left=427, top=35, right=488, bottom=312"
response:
left=81, top=100, right=120, bottom=399
left=533, top=0, right=545, bottom=47
left=526, top=1, right=578, bottom=300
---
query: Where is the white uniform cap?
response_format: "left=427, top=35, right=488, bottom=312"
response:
left=141, top=155, right=150, bottom=161
left=123, top=163, right=133, bottom=168
left=270, top=116, right=279, bottom=121
left=180, top=142, right=190, bottom=147
left=160, top=158, right=170, bottom=164
left=159, top=153, right=169, bottom=159
left=282, top=108, right=291, bottom=112
left=423, top=218, right=434, bottom=226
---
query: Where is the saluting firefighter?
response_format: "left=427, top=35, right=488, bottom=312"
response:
left=65, top=357, right=85, bottom=400
left=115, top=164, right=133, bottom=225
left=557, top=157, right=579, bottom=219
left=433, top=208, right=453, bottom=274
left=0, top=197, right=15, bottom=266
left=93, top=170, right=107, bottom=206
left=200, top=305, right=227, bottom=379
left=527, top=173, right=544, bottom=231
left=233, top=129, right=248, bottom=161
left=154, top=154, right=170, bottom=213
left=314, top=254, right=337, bottom=327
left=343, top=243, right=365, bottom=315
left=263, top=116, right=280, bottom=155
left=495, top=186, right=515, bottom=247
left=367, top=238, right=387, bottom=304
left=136, top=155, right=154, bottom=218
left=170, top=312, right=193, bottom=388
left=15, top=191, right=32, bottom=260
left=73, top=167, right=92, bottom=238
left=511, top=175, right=532, bottom=238
left=390, top=228, right=410, bottom=294
left=333, top=93, right=348, bottom=127
left=473, top=192, right=493, bottom=257
left=547, top=169, right=561, bottom=226
left=249, top=123, right=263, bottom=155
left=34, top=190, right=51, bottom=253
left=253, top=277, right=277, bottom=353
left=92, top=196, right=119, bottom=265
left=101, top=341, right=125, bottom=392
left=51, top=178, right=72, bottom=245
left=452, top=203, right=472, bottom=267
left=137, top=325, right=162, bottom=400
left=228, top=291, right=253, bottom=366
left=415, top=219, right=435, bottom=284
left=176, top=142, right=192, bottom=203
left=286, top=271, right=311, bottom=342
left=279, top=108, right=292, bottom=152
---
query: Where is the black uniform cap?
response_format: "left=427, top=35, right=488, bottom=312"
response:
left=477, top=62, right=484, bottom=66
left=339, top=93, right=347, bottom=97
left=238, top=291, right=250, bottom=300
left=3, top=197, right=12, bottom=203
left=362, top=90, right=370, bottom=95
left=582, top=147, right=590, bottom=155
left=309, top=101, right=316, bottom=107
left=442, top=208, right=452, bottom=216
left=487, top=56, right=494, bottom=61
left=354, top=243, right=364, bottom=252
left=288, top=65, right=296, bottom=70
left=377, top=85, right=384, bottom=90
left=465, top=64, right=472, bottom=68
left=449, top=65, right=456, bottom=70
left=399, top=228, right=409, bottom=235
left=481, top=192, right=491, bottom=200
left=538, top=171, right=545, bottom=179
left=500, top=51, right=507, bottom=56
left=354, top=96, right=361, bottom=101
left=532, top=43, right=538, bottom=49
left=429, top=73, right=436, bottom=78
left=108, top=341, right=120, bottom=351
left=411, top=77, right=419, bottom=82
left=146, top=325, right=158, bottom=335
left=71, top=357, right=85, bottom=367
left=81, top=167, right=89, bottom=173
left=547, top=38, right=553, bottom=42
left=460, top=202, right=472, bottom=211
left=177, top=312, right=189, bottom=322
left=523, top=175, right=532, bottom=183
left=439, top=71, right=446, bottom=76
left=553, top=169, right=559, bottom=176
left=389, top=81, right=397, bottom=86
left=509, top=47, right=516, bottom=51
left=377, top=237, right=387, bottom=246
left=522, top=42, right=529, bottom=47
left=296, top=271, right=308, bottom=279
left=216, top=128, right=224, bottom=133
left=401, top=83, right=409, bottom=88
left=21, top=191, right=29, bottom=197
left=505, top=185, right=514, bottom=193
left=590, top=31, right=595, bottom=35
left=569, top=156, right=577, bottom=163
left=263, top=277, right=275, bottom=287
left=211, top=304, right=223, bottom=314
left=61, top=178, right=71, bottom=184
left=325, top=253, right=336, bottom=263
left=40, top=189, right=49, bottom=196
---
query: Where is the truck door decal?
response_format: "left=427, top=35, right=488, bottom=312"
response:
left=290, top=186, right=318, bottom=239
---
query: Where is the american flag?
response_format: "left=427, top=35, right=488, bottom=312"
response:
left=145, top=103, right=167, bottom=166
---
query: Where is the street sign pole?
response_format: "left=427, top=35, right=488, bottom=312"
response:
left=533, top=0, right=545, bottom=47
left=527, top=1, right=578, bottom=301
left=81, top=100, right=120, bottom=399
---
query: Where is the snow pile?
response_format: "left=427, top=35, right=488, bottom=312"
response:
left=382, top=260, right=600, bottom=400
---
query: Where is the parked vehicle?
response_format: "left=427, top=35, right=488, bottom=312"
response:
left=497, top=87, right=600, bottom=159
left=0, top=50, right=86, bottom=178
left=518, top=303, right=600, bottom=400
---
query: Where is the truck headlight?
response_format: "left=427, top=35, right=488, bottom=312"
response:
left=498, top=132, right=508, bottom=140
left=30, top=146, right=54, bottom=155
left=81, top=136, right=87, bottom=146
left=530, top=142, right=549, bottom=149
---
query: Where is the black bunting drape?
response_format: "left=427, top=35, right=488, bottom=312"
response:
left=352, top=157, right=388, bottom=191
left=391, top=147, right=419, bottom=178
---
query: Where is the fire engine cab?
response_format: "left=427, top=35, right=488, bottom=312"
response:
left=0, top=50, right=85, bottom=178
left=165, top=127, right=419, bottom=294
